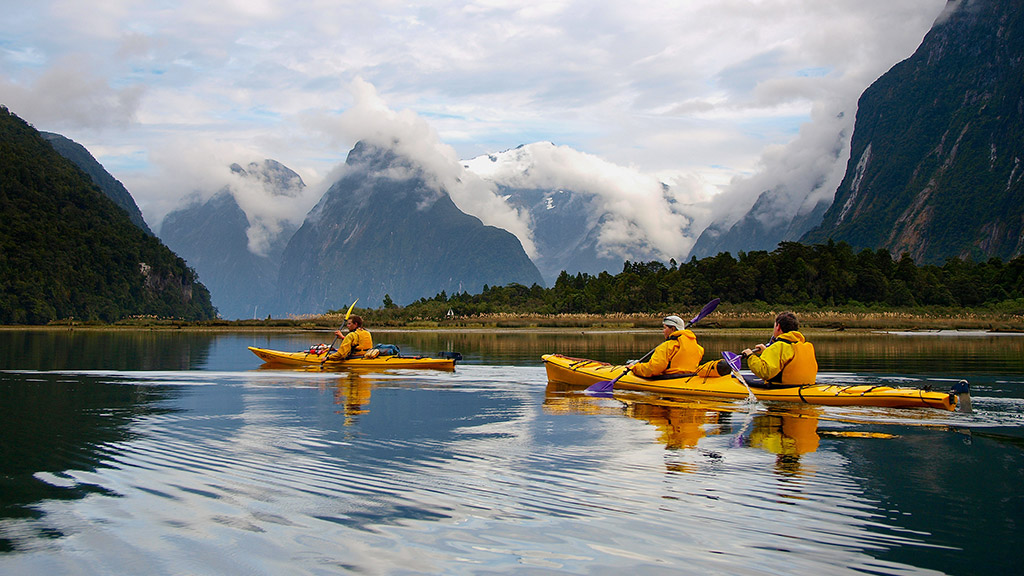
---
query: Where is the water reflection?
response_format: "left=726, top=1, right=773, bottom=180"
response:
left=1, top=330, right=1021, bottom=574
left=0, top=330, right=216, bottom=371
left=0, top=372, right=179, bottom=552
left=4, top=328, right=1022, bottom=375
left=332, top=372, right=373, bottom=424
left=383, top=329, right=1024, bottom=375
left=544, top=383, right=824, bottom=464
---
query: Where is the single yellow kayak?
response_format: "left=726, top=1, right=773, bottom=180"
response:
left=249, top=346, right=459, bottom=371
left=542, top=353, right=966, bottom=411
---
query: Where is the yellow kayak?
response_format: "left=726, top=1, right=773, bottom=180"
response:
left=249, top=346, right=460, bottom=370
left=542, top=353, right=966, bottom=411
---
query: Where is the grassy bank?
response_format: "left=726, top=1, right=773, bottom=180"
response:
left=19, top=306, right=1024, bottom=332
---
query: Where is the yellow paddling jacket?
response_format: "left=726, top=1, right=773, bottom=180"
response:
left=630, top=329, right=704, bottom=378
left=333, top=328, right=373, bottom=359
left=747, top=331, right=818, bottom=385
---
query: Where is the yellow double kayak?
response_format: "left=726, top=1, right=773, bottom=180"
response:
left=543, top=353, right=968, bottom=411
left=249, top=346, right=460, bottom=371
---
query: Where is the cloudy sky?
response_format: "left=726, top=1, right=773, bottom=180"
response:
left=1, top=0, right=948, bottom=257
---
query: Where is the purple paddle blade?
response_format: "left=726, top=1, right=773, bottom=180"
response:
left=688, top=298, right=720, bottom=326
left=722, top=350, right=742, bottom=373
left=585, top=371, right=624, bottom=393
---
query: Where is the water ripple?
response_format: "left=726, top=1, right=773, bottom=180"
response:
left=2, top=362, right=1019, bottom=574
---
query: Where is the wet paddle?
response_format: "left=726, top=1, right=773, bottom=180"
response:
left=585, top=298, right=721, bottom=394
left=321, top=299, right=358, bottom=368
left=722, top=350, right=758, bottom=403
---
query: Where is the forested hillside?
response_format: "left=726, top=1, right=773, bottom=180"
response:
left=41, top=131, right=154, bottom=236
left=0, top=107, right=217, bottom=324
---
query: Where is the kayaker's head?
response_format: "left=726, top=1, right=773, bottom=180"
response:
left=774, top=311, right=798, bottom=336
left=662, top=315, right=685, bottom=337
left=347, top=315, right=364, bottom=330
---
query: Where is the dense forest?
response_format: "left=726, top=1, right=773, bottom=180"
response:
left=369, top=241, right=1024, bottom=319
left=0, top=107, right=217, bottom=324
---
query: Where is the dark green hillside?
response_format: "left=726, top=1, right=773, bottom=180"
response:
left=41, top=131, right=154, bottom=235
left=0, top=106, right=216, bottom=324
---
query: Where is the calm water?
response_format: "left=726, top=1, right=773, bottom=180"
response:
left=1, top=329, right=1022, bottom=575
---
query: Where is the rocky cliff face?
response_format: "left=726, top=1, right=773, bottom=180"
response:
left=802, top=0, right=1024, bottom=262
left=273, top=141, right=545, bottom=313
left=160, top=160, right=302, bottom=319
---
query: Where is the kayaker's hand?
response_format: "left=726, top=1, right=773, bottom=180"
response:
left=741, top=348, right=754, bottom=358
left=334, top=330, right=344, bottom=339
left=754, top=343, right=767, bottom=354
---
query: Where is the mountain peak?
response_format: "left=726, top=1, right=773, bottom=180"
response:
left=229, top=159, right=305, bottom=197
left=273, top=141, right=544, bottom=313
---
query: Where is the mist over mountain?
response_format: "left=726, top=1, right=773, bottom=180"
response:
left=40, top=131, right=154, bottom=235
left=688, top=124, right=847, bottom=260
left=462, top=143, right=686, bottom=284
left=496, top=186, right=626, bottom=285
left=160, top=160, right=303, bottom=319
left=802, top=0, right=1024, bottom=261
left=0, top=107, right=216, bottom=323
left=272, top=141, right=544, bottom=314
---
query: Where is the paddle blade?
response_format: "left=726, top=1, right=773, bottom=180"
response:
left=585, top=379, right=616, bottom=393
left=688, top=298, right=721, bottom=326
left=722, top=350, right=742, bottom=373
left=584, top=366, right=631, bottom=393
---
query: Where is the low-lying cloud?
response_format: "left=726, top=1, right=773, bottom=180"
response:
left=301, top=78, right=539, bottom=256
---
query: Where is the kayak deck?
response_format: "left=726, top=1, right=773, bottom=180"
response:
left=249, top=346, right=459, bottom=370
left=542, top=353, right=961, bottom=411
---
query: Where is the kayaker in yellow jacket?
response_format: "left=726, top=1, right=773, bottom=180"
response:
left=741, top=312, right=818, bottom=385
left=330, top=315, right=373, bottom=359
left=629, top=315, right=705, bottom=378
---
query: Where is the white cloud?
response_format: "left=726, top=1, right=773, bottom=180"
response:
left=465, top=142, right=698, bottom=259
left=301, top=78, right=539, bottom=256
left=0, top=55, right=144, bottom=130
left=0, top=0, right=948, bottom=260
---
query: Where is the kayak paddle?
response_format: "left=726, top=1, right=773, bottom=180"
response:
left=321, top=299, right=358, bottom=368
left=722, top=350, right=758, bottom=403
left=585, top=298, right=721, bottom=394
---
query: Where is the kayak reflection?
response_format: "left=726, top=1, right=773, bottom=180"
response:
left=333, top=372, right=374, bottom=425
left=544, top=382, right=825, bottom=466
left=746, top=409, right=820, bottom=456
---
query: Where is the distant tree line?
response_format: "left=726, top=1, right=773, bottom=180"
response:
left=370, top=241, right=1024, bottom=318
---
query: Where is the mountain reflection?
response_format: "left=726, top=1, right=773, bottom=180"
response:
left=0, top=330, right=216, bottom=371
left=0, top=372, right=180, bottom=551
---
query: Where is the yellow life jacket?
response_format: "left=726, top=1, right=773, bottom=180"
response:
left=669, top=330, right=705, bottom=374
left=772, top=332, right=818, bottom=385
left=352, top=328, right=373, bottom=354
left=629, top=330, right=704, bottom=378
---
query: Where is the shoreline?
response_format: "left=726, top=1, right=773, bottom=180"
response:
left=3, top=324, right=1023, bottom=336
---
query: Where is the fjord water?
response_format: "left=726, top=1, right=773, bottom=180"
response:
left=1, top=329, right=1021, bottom=574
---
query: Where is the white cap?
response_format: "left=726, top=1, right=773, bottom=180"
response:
left=663, top=315, right=686, bottom=331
